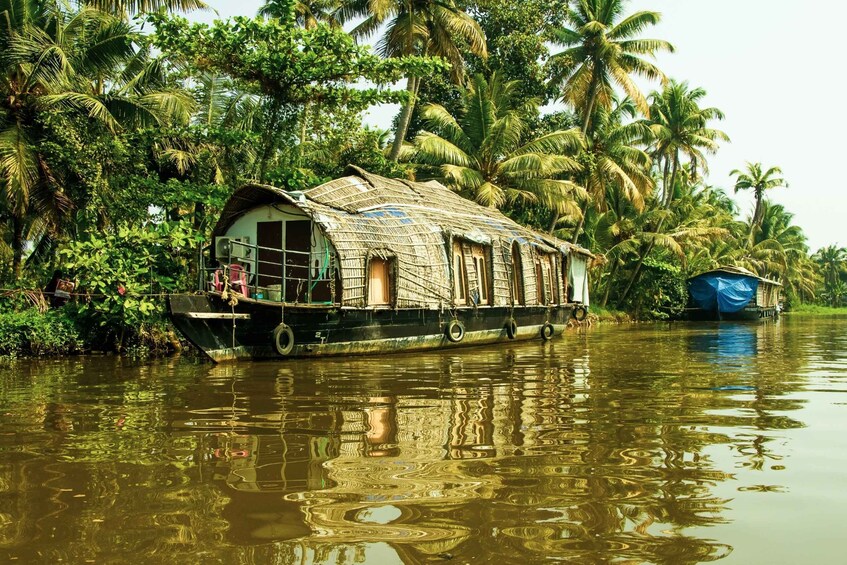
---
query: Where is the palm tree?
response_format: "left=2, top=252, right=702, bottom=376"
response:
left=549, top=0, right=673, bottom=136
left=408, top=73, right=585, bottom=216
left=260, top=0, right=340, bottom=29
left=159, top=73, right=259, bottom=229
left=339, top=0, right=487, bottom=161
left=677, top=183, right=740, bottom=275
left=731, top=162, right=786, bottom=234
left=564, top=96, right=653, bottom=240
left=616, top=173, right=729, bottom=307
left=583, top=98, right=653, bottom=211
left=731, top=202, right=815, bottom=304
left=0, top=3, right=194, bottom=279
left=614, top=82, right=728, bottom=303
left=647, top=80, right=728, bottom=208
left=612, top=207, right=726, bottom=310
left=586, top=189, right=641, bottom=306
left=813, top=244, right=847, bottom=305
left=259, top=0, right=341, bottom=157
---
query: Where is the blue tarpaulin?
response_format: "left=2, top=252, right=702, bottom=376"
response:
left=688, top=273, right=758, bottom=313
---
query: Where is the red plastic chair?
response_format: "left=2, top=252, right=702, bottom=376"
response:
left=228, top=264, right=249, bottom=297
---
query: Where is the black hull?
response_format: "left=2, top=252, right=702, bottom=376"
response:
left=169, top=294, right=579, bottom=362
left=685, top=306, right=779, bottom=322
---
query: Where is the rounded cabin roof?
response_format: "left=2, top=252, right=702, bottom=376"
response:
left=689, top=265, right=782, bottom=287
left=213, top=166, right=591, bottom=259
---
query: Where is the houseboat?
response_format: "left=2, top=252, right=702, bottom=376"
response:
left=169, top=166, right=593, bottom=362
left=686, top=266, right=781, bottom=321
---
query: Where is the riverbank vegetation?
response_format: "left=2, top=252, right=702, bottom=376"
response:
left=1, top=0, right=846, bottom=355
left=788, top=305, right=847, bottom=317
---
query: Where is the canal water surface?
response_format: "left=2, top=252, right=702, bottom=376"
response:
left=1, top=316, right=846, bottom=563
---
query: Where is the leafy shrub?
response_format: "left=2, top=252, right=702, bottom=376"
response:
left=0, top=309, right=82, bottom=357
left=60, top=221, right=200, bottom=349
left=624, top=259, right=688, bottom=320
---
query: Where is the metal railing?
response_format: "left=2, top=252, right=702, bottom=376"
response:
left=199, top=240, right=335, bottom=304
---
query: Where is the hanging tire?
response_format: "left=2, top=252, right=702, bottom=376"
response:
left=505, top=318, right=518, bottom=339
left=446, top=319, right=465, bottom=343
left=572, top=305, right=588, bottom=321
left=273, top=323, right=295, bottom=356
left=540, top=322, right=555, bottom=341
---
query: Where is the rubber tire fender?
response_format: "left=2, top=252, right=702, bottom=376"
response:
left=506, top=318, right=518, bottom=339
left=540, top=322, right=555, bottom=341
left=572, top=305, right=588, bottom=321
left=446, top=319, right=465, bottom=343
left=273, top=323, right=295, bottom=356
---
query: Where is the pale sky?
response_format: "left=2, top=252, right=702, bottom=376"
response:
left=193, top=1, right=845, bottom=252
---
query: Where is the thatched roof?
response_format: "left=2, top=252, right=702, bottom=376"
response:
left=214, top=166, right=591, bottom=308
left=690, top=265, right=781, bottom=287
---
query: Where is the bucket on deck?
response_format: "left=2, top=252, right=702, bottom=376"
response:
left=268, top=284, right=282, bottom=302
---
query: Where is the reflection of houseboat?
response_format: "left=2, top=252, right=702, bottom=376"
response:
left=686, top=266, right=781, bottom=321
left=169, top=166, right=592, bottom=362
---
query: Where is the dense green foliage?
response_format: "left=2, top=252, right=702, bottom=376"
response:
left=60, top=222, right=198, bottom=345
left=0, top=308, right=82, bottom=357
left=0, top=0, right=843, bottom=357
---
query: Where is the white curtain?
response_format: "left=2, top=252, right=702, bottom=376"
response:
left=568, top=254, right=590, bottom=305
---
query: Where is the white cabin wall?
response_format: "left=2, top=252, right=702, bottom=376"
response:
left=225, top=205, right=333, bottom=273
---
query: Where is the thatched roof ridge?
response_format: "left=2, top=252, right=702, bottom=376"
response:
left=305, top=165, right=590, bottom=256
left=690, top=265, right=781, bottom=287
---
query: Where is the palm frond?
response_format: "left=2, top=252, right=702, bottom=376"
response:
left=80, top=1, right=209, bottom=15
left=413, top=131, right=474, bottom=168
left=40, top=91, right=120, bottom=130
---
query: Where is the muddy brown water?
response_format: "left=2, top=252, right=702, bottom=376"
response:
left=1, top=316, right=845, bottom=564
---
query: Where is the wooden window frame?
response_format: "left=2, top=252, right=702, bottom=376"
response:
left=470, top=246, right=491, bottom=306
left=453, top=240, right=492, bottom=306
left=452, top=241, right=468, bottom=305
left=511, top=242, right=525, bottom=306
left=367, top=256, right=393, bottom=307
left=535, top=252, right=558, bottom=305
left=535, top=255, right=544, bottom=304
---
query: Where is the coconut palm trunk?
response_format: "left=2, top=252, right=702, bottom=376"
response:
left=11, top=218, right=24, bottom=281
left=664, top=157, right=680, bottom=208
left=560, top=82, right=599, bottom=240
left=618, top=152, right=676, bottom=306
left=751, top=188, right=765, bottom=231
left=389, top=76, right=420, bottom=161
left=600, top=258, right=620, bottom=307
